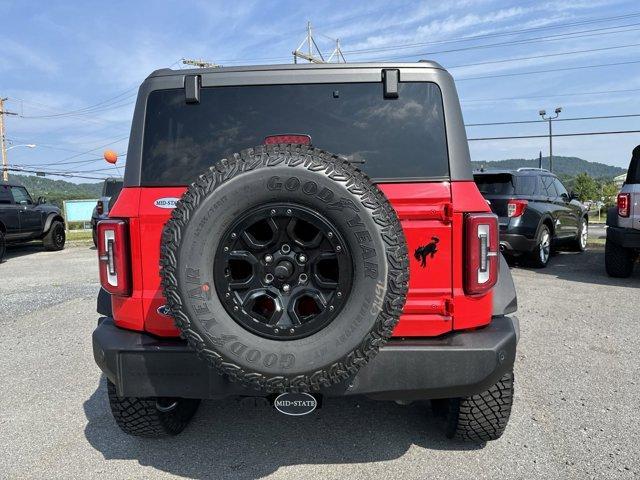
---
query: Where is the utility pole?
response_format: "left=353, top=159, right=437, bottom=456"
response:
left=538, top=150, right=542, bottom=169
left=539, top=107, right=562, bottom=172
left=182, top=58, right=219, bottom=68
left=327, top=38, right=347, bottom=63
left=293, top=22, right=327, bottom=64
left=1, top=98, right=19, bottom=182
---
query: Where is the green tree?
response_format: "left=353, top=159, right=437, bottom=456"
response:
left=601, top=182, right=619, bottom=206
left=573, top=173, right=599, bottom=202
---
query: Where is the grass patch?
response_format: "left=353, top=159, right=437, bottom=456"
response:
left=66, top=230, right=93, bottom=243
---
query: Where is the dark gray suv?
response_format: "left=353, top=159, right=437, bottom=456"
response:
left=474, top=168, right=588, bottom=267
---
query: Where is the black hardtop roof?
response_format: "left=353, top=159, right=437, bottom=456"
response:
left=147, top=60, right=445, bottom=80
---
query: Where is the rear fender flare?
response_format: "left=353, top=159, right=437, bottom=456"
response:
left=493, top=253, right=517, bottom=317
left=43, top=213, right=65, bottom=233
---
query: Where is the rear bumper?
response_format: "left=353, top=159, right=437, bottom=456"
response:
left=607, top=226, right=640, bottom=248
left=500, top=233, right=537, bottom=253
left=93, top=316, right=519, bottom=401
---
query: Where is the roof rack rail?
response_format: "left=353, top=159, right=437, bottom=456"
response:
left=516, top=167, right=550, bottom=172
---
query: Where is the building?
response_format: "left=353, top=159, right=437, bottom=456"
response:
left=614, top=172, right=627, bottom=189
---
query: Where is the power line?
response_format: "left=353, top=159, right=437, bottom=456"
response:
left=461, top=87, right=640, bottom=103
left=214, top=11, right=640, bottom=64
left=468, top=129, right=640, bottom=141
left=341, top=12, right=640, bottom=56
left=6, top=166, right=111, bottom=180
left=448, top=42, right=640, bottom=70
left=466, top=113, right=640, bottom=127
left=456, top=59, right=640, bottom=82
left=374, top=23, right=640, bottom=61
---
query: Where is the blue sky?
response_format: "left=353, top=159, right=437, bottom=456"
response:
left=2, top=0, right=640, bottom=182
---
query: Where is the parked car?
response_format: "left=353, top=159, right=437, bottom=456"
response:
left=605, top=145, right=640, bottom=277
left=90, top=177, right=123, bottom=246
left=93, top=62, right=519, bottom=441
left=474, top=168, right=588, bottom=267
left=0, top=181, right=66, bottom=262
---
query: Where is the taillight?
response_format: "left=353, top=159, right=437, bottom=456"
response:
left=465, top=213, right=499, bottom=296
left=96, top=200, right=104, bottom=215
left=617, top=193, right=631, bottom=217
left=507, top=199, right=528, bottom=218
left=264, top=134, right=311, bottom=145
left=97, top=219, right=131, bottom=296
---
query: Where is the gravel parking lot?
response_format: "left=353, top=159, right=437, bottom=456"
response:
left=0, top=242, right=638, bottom=480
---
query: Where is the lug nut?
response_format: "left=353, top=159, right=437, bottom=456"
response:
left=223, top=246, right=229, bottom=252
left=289, top=328, right=295, bottom=334
left=327, top=232, right=333, bottom=238
left=336, top=245, right=342, bottom=252
left=329, top=305, right=335, bottom=311
left=286, top=209, right=292, bottom=215
left=264, top=254, right=273, bottom=263
left=299, top=273, right=308, bottom=284
left=265, top=273, right=274, bottom=284
left=337, top=292, right=342, bottom=298
left=270, top=209, right=276, bottom=216
left=274, top=328, right=279, bottom=333
left=281, top=244, right=291, bottom=254
left=233, top=306, right=239, bottom=311
left=231, top=232, right=237, bottom=239
left=298, top=254, right=307, bottom=263
left=283, top=284, right=291, bottom=293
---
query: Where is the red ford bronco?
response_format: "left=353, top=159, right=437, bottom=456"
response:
left=93, top=62, right=519, bottom=442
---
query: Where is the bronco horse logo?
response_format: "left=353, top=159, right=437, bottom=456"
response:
left=414, top=237, right=440, bottom=268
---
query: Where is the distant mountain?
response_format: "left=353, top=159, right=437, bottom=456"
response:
left=472, top=156, right=626, bottom=180
left=7, top=174, right=102, bottom=208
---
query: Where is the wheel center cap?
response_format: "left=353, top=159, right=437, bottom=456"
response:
left=274, top=260, right=294, bottom=280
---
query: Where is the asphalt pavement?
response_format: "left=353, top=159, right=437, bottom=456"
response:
left=0, top=241, right=638, bottom=479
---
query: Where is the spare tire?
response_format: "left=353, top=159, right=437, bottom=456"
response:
left=160, top=144, right=408, bottom=392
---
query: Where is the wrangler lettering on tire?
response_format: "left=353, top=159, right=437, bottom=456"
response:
left=160, top=144, right=409, bottom=392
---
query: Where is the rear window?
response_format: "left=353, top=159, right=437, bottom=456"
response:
left=627, top=150, right=640, bottom=184
left=102, top=179, right=123, bottom=197
left=0, top=185, right=12, bottom=204
left=140, top=82, right=449, bottom=185
left=474, top=174, right=515, bottom=195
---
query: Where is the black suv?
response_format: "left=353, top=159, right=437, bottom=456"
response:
left=474, top=168, right=588, bottom=267
left=0, top=182, right=66, bottom=262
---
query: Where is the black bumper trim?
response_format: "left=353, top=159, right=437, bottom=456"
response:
left=93, top=316, right=518, bottom=401
left=607, top=226, right=640, bottom=248
left=500, top=233, right=537, bottom=253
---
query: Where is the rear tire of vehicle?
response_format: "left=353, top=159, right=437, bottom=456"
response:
left=107, top=380, right=200, bottom=438
left=605, top=240, right=634, bottom=278
left=530, top=225, right=551, bottom=268
left=444, top=371, right=514, bottom=442
left=0, top=230, right=6, bottom=263
left=43, top=220, right=65, bottom=251
left=571, top=217, right=588, bottom=252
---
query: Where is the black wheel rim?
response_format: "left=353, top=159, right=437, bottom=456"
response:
left=54, top=227, right=65, bottom=247
left=214, top=203, right=353, bottom=340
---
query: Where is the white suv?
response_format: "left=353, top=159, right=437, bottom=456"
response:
left=605, top=145, right=640, bottom=277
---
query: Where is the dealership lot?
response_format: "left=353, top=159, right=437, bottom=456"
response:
left=0, top=244, right=638, bottom=480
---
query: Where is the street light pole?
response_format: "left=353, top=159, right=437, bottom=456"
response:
left=539, top=107, right=562, bottom=172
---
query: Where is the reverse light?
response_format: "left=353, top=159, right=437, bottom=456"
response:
left=264, top=134, right=312, bottom=145
left=465, top=213, right=499, bottom=296
left=96, top=200, right=104, bottom=216
left=617, top=193, right=631, bottom=217
left=507, top=199, right=528, bottom=218
left=97, top=219, right=130, bottom=296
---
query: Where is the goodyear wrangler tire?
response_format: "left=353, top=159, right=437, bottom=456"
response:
left=160, top=144, right=409, bottom=393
